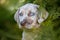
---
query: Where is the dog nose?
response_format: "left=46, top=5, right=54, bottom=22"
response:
left=20, top=19, right=26, bottom=26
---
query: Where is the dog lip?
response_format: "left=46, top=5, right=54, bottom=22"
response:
left=27, top=22, right=32, bottom=24
left=21, top=20, right=33, bottom=26
left=21, top=22, right=32, bottom=26
left=20, top=21, right=26, bottom=26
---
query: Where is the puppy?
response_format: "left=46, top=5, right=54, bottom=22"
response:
left=14, top=3, right=49, bottom=40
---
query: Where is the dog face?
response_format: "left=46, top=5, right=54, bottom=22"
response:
left=18, top=7, right=38, bottom=29
left=14, top=3, right=49, bottom=29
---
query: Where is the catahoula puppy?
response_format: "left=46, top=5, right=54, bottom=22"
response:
left=14, top=3, right=49, bottom=40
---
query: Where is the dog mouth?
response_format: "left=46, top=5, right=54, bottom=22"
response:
left=26, top=22, right=32, bottom=26
left=20, top=20, right=33, bottom=26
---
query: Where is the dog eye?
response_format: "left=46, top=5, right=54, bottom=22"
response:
left=29, top=12, right=35, bottom=16
left=19, top=13, right=23, bottom=16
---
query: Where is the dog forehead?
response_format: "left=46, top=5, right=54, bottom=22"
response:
left=20, top=3, right=36, bottom=9
left=19, top=4, right=37, bottom=12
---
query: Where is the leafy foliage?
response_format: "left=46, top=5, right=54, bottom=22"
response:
left=0, top=0, right=60, bottom=40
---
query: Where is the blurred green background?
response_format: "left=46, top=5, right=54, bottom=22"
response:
left=0, top=0, right=60, bottom=40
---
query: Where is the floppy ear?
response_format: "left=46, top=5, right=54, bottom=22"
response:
left=14, top=9, right=21, bottom=28
left=33, top=4, right=39, bottom=9
left=38, top=9, right=49, bottom=24
left=14, top=10, right=18, bottom=22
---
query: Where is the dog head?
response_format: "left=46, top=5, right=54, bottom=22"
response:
left=14, top=3, right=49, bottom=29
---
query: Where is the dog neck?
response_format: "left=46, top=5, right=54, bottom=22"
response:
left=22, top=28, right=40, bottom=40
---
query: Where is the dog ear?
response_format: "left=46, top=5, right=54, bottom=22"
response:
left=38, top=9, right=49, bottom=24
left=14, top=9, right=22, bottom=28
left=33, top=4, right=39, bottom=9
left=14, top=9, right=20, bottom=22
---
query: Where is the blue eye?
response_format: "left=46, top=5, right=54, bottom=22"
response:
left=29, top=12, right=35, bottom=16
left=30, top=13, right=35, bottom=16
left=19, top=13, right=23, bottom=16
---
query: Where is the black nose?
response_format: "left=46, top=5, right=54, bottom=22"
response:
left=20, top=20, right=26, bottom=26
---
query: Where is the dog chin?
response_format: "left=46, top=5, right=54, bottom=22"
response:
left=25, top=24, right=33, bottom=29
left=25, top=26, right=33, bottom=29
